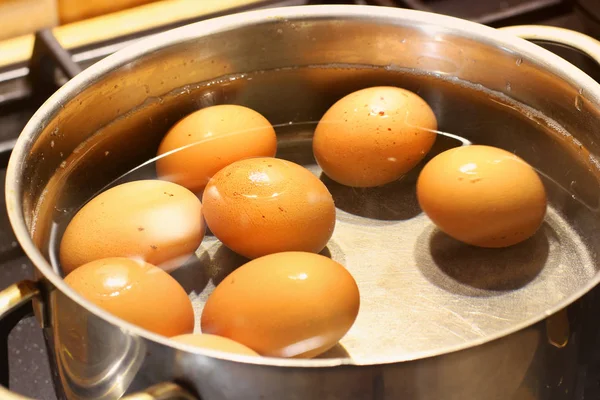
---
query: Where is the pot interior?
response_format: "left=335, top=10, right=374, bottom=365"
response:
left=15, top=8, right=600, bottom=364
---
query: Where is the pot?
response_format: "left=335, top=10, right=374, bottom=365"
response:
left=3, top=5, right=600, bottom=400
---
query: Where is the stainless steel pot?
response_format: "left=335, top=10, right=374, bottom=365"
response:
left=3, top=5, right=600, bottom=400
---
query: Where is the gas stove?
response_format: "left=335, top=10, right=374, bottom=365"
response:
left=0, top=0, right=599, bottom=399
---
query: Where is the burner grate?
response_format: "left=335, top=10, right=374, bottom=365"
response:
left=368, top=0, right=573, bottom=26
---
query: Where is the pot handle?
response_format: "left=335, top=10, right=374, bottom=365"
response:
left=498, top=25, right=600, bottom=65
left=0, top=280, right=39, bottom=320
left=0, top=280, right=41, bottom=400
left=0, top=281, right=197, bottom=400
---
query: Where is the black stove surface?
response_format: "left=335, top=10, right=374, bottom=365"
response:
left=1, top=0, right=599, bottom=399
left=0, top=168, right=56, bottom=399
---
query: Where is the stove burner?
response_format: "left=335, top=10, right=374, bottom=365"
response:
left=0, top=29, right=79, bottom=170
left=369, top=0, right=572, bottom=26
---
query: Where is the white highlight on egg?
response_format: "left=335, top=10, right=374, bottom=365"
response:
left=105, top=276, right=127, bottom=290
left=205, top=185, right=222, bottom=201
left=278, top=335, right=330, bottom=358
left=288, top=272, right=308, bottom=281
left=459, top=162, right=478, bottom=174
left=249, top=171, right=270, bottom=183
left=306, top=191, right=331, bottom=205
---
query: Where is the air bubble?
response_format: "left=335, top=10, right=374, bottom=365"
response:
left=516, top=58, right=523, bottom=66
left=506, top=82, right=511, bottom=92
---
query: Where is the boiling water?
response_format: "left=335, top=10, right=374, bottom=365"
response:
left=44, top=65, right=600, bottom=363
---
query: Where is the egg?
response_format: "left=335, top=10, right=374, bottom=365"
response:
left=417, top=145, right=547, bottom=248
left=156, top=104, right=277, bottom=194
left=64, top=257, right=194, bottom=337
left=201, top=252, right=360, bottom=358
left=202, top=157, right=336, bottom=259
left=171, top=334, right=258, bottom=356
left=60, top=180, right=205, bottom=274
left=313, top=86, right=437, bottom=187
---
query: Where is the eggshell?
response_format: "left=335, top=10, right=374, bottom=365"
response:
left=171, top=334, right=258, bottom=356
left=313, top=86, right=437, bottom=187
left=64, top=257, right=194, bottom=337
left=201, top=252, right=360, bottom=358
left=202, top=157, right=336, bottom=259
left=417, top=145, right=547, bottom=248
left=156, top=104, right=277, bottom=194
left=60, top=180, right=205, bottom=274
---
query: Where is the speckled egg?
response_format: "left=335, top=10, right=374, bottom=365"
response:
left=60, top=180, right=205, bottom=274
left=417, top=145, right=547, bottom=247
left=201, top=252, right=360, bottom=358
left=313, top=86, right=437, bottom=187
left=65, top=257, right=194, bottom=337
left=202, top=157, right=335, bottom=259
left=156, top=104, right=277, bottom=194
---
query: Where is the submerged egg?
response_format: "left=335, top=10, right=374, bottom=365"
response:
left=417, top=145, right=547, bottom=248
left=65, top=257, right=194, bottom=337
left=171, top=334, right=258, bottom=356
left=59, top=180, right=205, bottom=274
left=201, top=252, right=360, bottom=358
left=313, top=86, right=437, bottom=187
left=202, top=157, right=336, bottom=259
left=156, top=104, right=277, bottom=194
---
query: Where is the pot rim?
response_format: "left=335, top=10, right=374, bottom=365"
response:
left=7, top=4, right=600, bottom=368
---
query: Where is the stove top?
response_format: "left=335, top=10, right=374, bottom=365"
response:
left=1, top=0, right=599, bottom=399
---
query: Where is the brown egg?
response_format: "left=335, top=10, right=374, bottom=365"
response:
left=202, top=157, right=336, bottom=259
left=313, top=86, right=437, bottom=187
left=156, top=104, right=277, bottom=194
left=417, top=145, right=547, bottom=248
left=60, top=180, right=205, bottom=274
left=171, top=334, right=258, bottom=356
left=64, top=257, right=194, bottom=337
left=201, top=252, right=360, bottom=358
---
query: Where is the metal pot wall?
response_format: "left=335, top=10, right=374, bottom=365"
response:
left=2, top=5, right=600, bottom=400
